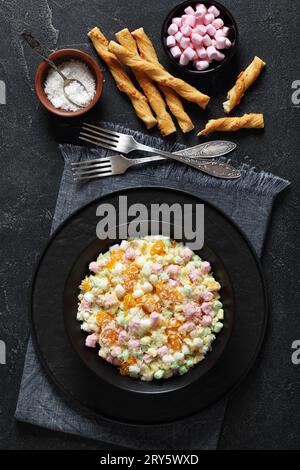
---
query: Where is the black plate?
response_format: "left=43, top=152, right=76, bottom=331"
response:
left=30, top=187, right=268, bottom=425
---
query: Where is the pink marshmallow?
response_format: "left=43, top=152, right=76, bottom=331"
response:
left=168, top=277, right=180, bottom=287
left=194, top=24, right=206, bottom=36
left=128, top=339, right=140, bottom=349
left=215, top=36, right=227, bottom=49
left=182, top=322, right=196, bottom=333
left=195, top=3, right=207, bottom=18
left=215, top=51, right=226, bottom=62
left=191, top=32, right=203, bottom=47
left=172, top=17, right=182, bottom=27
left=211, top=39, right=217, bottom=47
left=195, top=3, right=207, bottom=13
left=222, top=26, right=230, bottom=37
left=180, top=36, right=191, bottom=49
left=125, top=247, right=136, bottom=260
left=182, top=14, right=196, bottom=27
left=158, top=346, right=169, bottom=357
left=166, top=35, right=176, bottom=48
left=189, top=268, right=202, bottom=281
left=89, top=261, right=101, bottom=273
left=203, top=13, right=215, bottom=25
left=201, top=315, right=212, bottom=326
left=179, top=53, right=190, bottom=65
left=201, top=261, right=211, bottom=274
left=215, top=29, right=225, bottom=38
left=206, top=24, right=216, bottom=37
left=203, top=290, right=214, bottom=302
left=166, top=264, right=181, bottom=278
left=181, top=24, right=192, bottom=36
left=168, top=23, right=178, bottom=35
left=202, top=34, right=212, bottom=47
left=152, top=262, right=163, bottom=273
left=197, top=47, right=208, bottom=60
left=150, top=312, right=160, bottom=324
left=111, top=346, right=122, bottom=357
left=170, top=46, right=181, bottom=59
left=225, top=38, right=232, bottom=48
left=118, top=330, right=128, bottom=342
left=201, top=302, right=213, bottom=315
left=183, top=303, right=197, bottom=317
left=195, top=60, right=210, bottom=71
left=208, top=5, right=220, bottom=17
left=143, top=354, right=152, bottom=364
left=212, top=18, right=224, bottom=30
left=180, top=247, right=193, bottom=261
left=85, top=333, right=98, bottom=348
left=174, top=31, right=183, bottom=42
left=184, top=5, right=195, bottom=15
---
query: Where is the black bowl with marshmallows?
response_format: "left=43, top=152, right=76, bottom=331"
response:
left=161, top=0, right=238, bottom=76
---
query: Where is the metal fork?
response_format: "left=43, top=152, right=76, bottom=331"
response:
left=72, top=153, right=241, bottom=180
left=79, top=123, right=239, bottom=175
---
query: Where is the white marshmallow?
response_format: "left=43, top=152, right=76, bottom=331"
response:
left=174, top=31, right=183, bottom=42
left=195, top=60, right=210, bottom=71
left=179, top=53, right=190, bottom=66
left=184, top=5, right=195, bottom=15
left=184, top=46, right=196, bottom=61
left=208, top=5, right=220, bottom=17
left=170, top=46, right=181, bottom=58
left=203, top=13, right=214, bottom=25
left=215, top=29, right=225, bottom=38
left=194, top=24, right=206, bottom=36
left=166, top=35, right=176, bottom=48
left=180, top=36, right=191, bottom=49
left=215, top=51, right=225, bottom=62
left=181, top=24, right=192, bottom=36
left=202, top=34, right=212, bottom=47
left=212, top=18, right=224, bottom=30
left=215, top=36, right=226, bottom=49
left=168, top=23, right=178, bottom=35
left=225, top=38, right=232, bottom=48
left=222, top=26, right=230, bottom=37
left=207, top=45, right=219, bottom=60
left=206, top=24, right=216, bottom=37
left=182, top=14, right=196, bottom=27
left=191, top=33, right=203, bottom=47
left=197, top=47, right=208, bottom=60
left=172, top=17, right=182, bottom=27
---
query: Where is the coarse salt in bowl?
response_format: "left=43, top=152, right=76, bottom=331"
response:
left=35, top=49, right=103, bottom=117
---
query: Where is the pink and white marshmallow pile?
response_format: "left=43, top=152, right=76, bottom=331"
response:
left=166, top=3, right=232, bottom=71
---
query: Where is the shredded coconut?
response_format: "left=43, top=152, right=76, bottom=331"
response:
left=44, top=59, right=96, bottom=111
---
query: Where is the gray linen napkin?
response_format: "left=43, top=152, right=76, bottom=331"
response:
left=15, top=122, right=289, bottom=449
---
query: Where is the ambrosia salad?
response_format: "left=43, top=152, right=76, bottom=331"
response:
left=77, top=237, right=224, bottom=381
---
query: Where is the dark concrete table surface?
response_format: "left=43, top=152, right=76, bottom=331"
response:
left=0, top=0, right=299, bottom=450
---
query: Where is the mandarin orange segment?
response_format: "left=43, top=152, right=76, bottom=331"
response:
left=101, top=328, right=119, bottom=344
left=123, top=293, right=136, bottom=309
left=150, top=240, right=166, bottom=256
left=107, top=249, right=124, bottom=269
left=168, top=333, right=182, bottom=351
left=81, top=279, right=91, bottom=292
left=120, top=356, right=137, bottom=375
left=96, top=311, right=113, bottom=326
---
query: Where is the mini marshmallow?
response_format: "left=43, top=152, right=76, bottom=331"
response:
left=215, top=29, right=225, bottom=38
left=202, top=34, right=212, bottom=47
left=182, top=14, right=196, bottom=27
left=191, top=33, right=203, bottom=47
left=168, top=23, right=178, bottom=35
left=206, top=24, right=216, bottom=37
left=225, top=38, right=232, bottom=48
left=179, top=53, right=190, bottom=65
left=208, top=5, right=220, bottom=17
left=197, top=47, right=208, bottom=60
left=184, top=46, right=197, bottom=61
left=207, top=45, right=219, bottom=60
left=195, top=60, right=210, bottom=71
left=170, top=46, right=181, bottom=58
left=166, top=35, right=176, bottom=48
left=212, top=18, right=224, bottom=30
left=180, top=36, right=191, bottom=49
left=195, top=9, right=205, bottom=21
left=212, top=39, right=217, bottom=47
left=174, top=31, right=183, bottom=42
left=215, top=51, right=226, bottom=61
left=203, top=13, right=215, bottom=25
left=172, top=17, right=182, bottom=27
left=222, top=26, right=230, bottom=37
left=195, top=3, right=207, bottom=18
left=184, top=5, right=195, bottom=15
left=194, top=24, right=206, bottom=36
left=215, top=36, right=226, bottom=49
left=181, top=24, right=192, bottom=36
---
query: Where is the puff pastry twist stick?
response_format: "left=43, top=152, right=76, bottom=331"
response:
left=223, top=56, right=266, bottom=114
left=88, top=27, right=157, bottom=129
left=132, top=27, right=194, bottom=133
left=115, top=29, right=176, bottom=136
left=197, top=114, right=264, bottom=136
left=108, top=41, right=210, bottom=109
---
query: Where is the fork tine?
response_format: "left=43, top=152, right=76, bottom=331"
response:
left=83, top=123, right=121, bottom=138
left=80, top=132, right=118, bottom=148
left=72, top=161, right=111, bottom=171
left=82, top=126, right=119, bottom=143
left=79, top=136, right=117, bottom=151
left=73, top=166, right=112, bottom=177
left=72, top=158, right=111, bottom=167
left=74, top=171, right=115, bottom=181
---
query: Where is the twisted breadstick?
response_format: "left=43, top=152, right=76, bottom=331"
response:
left=132, top=27, right=194, bottom=133
left=115, top=29, right=176, bottom=136
left=108, top=40, right=210, bottom=109
left=223, top=56, right=266, bottom=114
left=197, top=114, right=264, bottom=136
left=88, top=27, right=157, bottom=129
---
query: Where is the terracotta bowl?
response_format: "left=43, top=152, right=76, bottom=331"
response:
left=35, top=48, right=103, bottom=117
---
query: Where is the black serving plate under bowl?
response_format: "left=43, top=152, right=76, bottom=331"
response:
left=63, top=230, right=234, bottom=396
left=161, top=0, right=238, bottom=76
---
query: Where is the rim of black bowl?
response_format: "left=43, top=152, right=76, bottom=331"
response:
left=161, top=0, right=239, bottom=75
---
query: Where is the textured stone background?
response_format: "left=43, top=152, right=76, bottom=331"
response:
left=0, top=0, right=299, bottom=449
